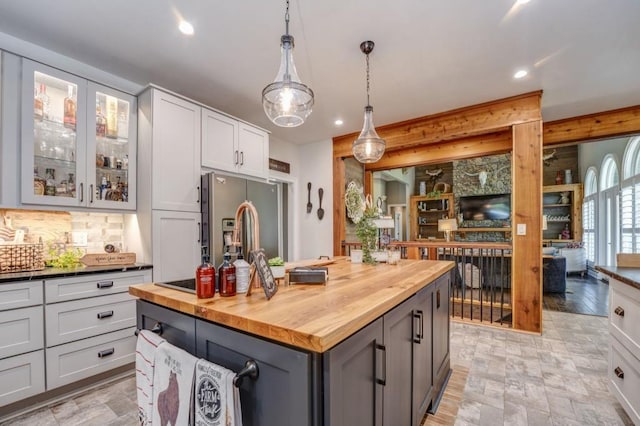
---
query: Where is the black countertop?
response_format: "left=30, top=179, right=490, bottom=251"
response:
left=0, top=263, right=153, bottom=283
left=595, top=265, right=640, bottom=290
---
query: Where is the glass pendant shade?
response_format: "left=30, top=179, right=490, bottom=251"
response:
left=263, top=35, right=314, bottom=127
left=353, top=106, right=385, bottom=163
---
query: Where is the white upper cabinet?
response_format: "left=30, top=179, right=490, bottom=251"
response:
left=20, top=59, right=137, bottom=210
left=151, top=90, right=201, bottom=212
left=201, top=108, right=269, bottom=179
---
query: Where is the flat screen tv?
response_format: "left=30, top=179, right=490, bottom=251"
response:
left=460, top=193, right=511, bottom=221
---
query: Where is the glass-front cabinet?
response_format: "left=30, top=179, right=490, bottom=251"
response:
left=21, top=59, right=136, bottom=209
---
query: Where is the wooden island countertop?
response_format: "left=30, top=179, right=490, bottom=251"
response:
left=129, top=257, right=454, bottom=353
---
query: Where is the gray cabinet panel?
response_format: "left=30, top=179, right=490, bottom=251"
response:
left=0, top=306, right=44, bottom=359
left=196, top=319, right=314, bottom=426
left=0, top=350, right=45, bottom=406
left=136, top=300, right=196, bottom=354
left=430, top=272, right=451, bottom=412
left=324, top=317, right=383, bottom=426
left=383, top=297, right=414, bottom=426
left=413, top=286, right=433, bottom=424
left=0, top=281, right=43, bottom=310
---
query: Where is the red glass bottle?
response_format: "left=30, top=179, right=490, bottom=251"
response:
left=219, top=252, right=236, bottom=297
left=196, top=253, right=215, bottom=299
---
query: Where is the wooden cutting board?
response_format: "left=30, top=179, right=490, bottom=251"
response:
left=80, top=252, right=136, bottom=266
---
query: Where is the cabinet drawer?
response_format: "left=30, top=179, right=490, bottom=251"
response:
left=0, top=280, right=43, bottom=310
left=0, top=306, right=44, bottom=359
left=46, top=293, right=136, bottom=346
left=45, top=270, right=152, bottom=303
left=0, top=350, right=45, bottom=406
left=609, top=278, right=640, bottom=354
left=609, top=338, right=640, bottom=425
left=46, top=327, right=136, bottom=390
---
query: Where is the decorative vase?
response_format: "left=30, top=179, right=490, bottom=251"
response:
left=555, top=171, right=563, bottom=185
left=419, top=181, right=426, bottom=196
left=564, top=169, right=572, bottom=184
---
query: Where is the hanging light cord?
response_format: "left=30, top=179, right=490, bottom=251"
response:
left=285, top=0, right=290, bottom=36
left=365, top=52, right=371, bottom=107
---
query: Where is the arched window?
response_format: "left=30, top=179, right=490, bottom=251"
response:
left=582, top=167, right=598, bottom=262
left=621, top=137, right=640, bottom=253
left=599, top=154, right=620, bottom=265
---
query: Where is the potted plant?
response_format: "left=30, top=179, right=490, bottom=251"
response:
left=345, top=181, right=378, bottom=264
left=268, top=256, right=285, bottom=278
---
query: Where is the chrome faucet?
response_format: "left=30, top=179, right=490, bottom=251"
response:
left=233, top=201, right=261, bottom=288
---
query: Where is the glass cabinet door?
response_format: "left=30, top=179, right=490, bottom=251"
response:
left=86, top=83, right=136, bottom=209
left=21, top=59, right=87, bottom=206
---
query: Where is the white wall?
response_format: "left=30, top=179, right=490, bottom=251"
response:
left=296, top=138, right=334, bottom=260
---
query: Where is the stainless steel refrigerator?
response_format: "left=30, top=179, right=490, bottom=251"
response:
left=201, top=172, right=281, bottom=268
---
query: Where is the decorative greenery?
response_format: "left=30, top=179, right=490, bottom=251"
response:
left=426, top=190, right=442, bottom=198
left=345, top=181, right=378, bottom=264
left=45, top=244, right=83, bottom=268
left=268, top=256, right=285, bottom=266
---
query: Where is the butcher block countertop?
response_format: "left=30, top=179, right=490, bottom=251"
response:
left=130, top=257, right=454, bottom=353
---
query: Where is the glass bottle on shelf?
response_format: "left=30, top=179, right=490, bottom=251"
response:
left=38, top=83, right=50, bottom=120
left=34, top=167, right=45, bottom=195
left=105, top=95, right=118, bottom=139
left=63, top=85, right=76, bottom=130
left=34, top=84, right=43, bottom=120
left=66, top=173, right=76, bottom=198
left=45, top=168, right=56, bottom=196
left=96, top=101, right=106, bottom=137
left=117, top=100, right=129, bottom=139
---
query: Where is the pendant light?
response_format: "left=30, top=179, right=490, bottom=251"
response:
left=262, top=0, right=314, bottom=128
left=352, top=40, right=386, bottom=163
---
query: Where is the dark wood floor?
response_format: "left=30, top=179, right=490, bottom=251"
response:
left=543, top=273, right=609, bottom=316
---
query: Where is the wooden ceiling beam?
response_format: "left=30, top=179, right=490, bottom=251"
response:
left=333, top=91, right=542, bottom=158
left=544, top=105, right=640, bottom=146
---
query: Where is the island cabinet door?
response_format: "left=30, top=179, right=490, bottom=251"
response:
left=430, top=272, right=451, bottom=410
left=382, top=295, right=416, bottom=426
left=135, top=300, right=196, bottom=354
left=195, top=320, right=315, bottom=426
left=323, top=317, right=384, bottom=426
left=412, top=286, right=434, bottom=424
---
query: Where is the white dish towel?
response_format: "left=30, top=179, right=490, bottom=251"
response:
left=193, top=358, right=243, bottom=426
left=152, top=342, right=198, bottom=426
left=135, top=330, right=166, bottom=425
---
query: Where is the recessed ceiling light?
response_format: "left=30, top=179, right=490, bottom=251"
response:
left=334, top=119, right=344, bottom=126
left=514, top=69, right=528, bottom=79
left=179, top=20, right=194, bottom=35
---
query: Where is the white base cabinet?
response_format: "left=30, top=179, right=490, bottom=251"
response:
left=608, top=277, right=640, bottom=425
left=0, top=350, right=45, bottom=407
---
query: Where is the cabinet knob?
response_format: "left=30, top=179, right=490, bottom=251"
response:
left=614, top=366, right=624, bottom=379
left=614, top=306, right=625, bottom=317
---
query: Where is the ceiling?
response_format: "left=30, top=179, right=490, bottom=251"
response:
left=1, top=0, right=639, bottom=146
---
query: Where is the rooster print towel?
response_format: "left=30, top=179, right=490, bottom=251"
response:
left=152, top=342, right=197, bottom=426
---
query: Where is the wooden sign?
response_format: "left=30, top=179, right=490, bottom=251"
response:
left=268, top=158, right=290, bottom=174
left=80, top=252, right=136, bottom=266
left=251, top=249, right=277, bottom=300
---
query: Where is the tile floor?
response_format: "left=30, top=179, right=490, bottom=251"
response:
left=4, top=310, right=634, bottom=425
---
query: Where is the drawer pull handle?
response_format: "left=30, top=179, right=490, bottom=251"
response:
left=615, top=366, right=624, bottom=379
left=375, top=343, right=386, bottom=386
left=97, top=310, right=114, bottom=319
left=614, top=306, right=625, bottom=317
left=98, top=348, right=115, bottom=358
left=97, top=281, right=114, bottom=289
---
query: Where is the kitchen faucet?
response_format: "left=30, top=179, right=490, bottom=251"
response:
left=233, top=201, right=261, bottom=289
